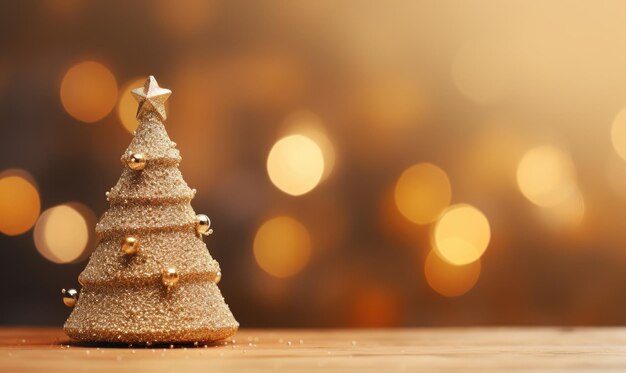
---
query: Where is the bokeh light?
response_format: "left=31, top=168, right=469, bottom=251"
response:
left=611, top=107, right=626, bottom=162
left=433, top=204, right=491, bottom=266
left=282, top=111, right=336, bottom=181
left=117, top=77, right=146, bottom=133
left=34, top=203, right=93, bottom=264
left=424, top=250, right=481, bottom=297
left=0, top=170, right=40, bottom=236
left=267, top=134, right=325, bottom=196
left=253, top=216, right=312, bottom=278
left=517, top=145, right=577, bottom=207
left=60, top=61, right=118, bottom=123
left=394, top=163, right=451, bottom=225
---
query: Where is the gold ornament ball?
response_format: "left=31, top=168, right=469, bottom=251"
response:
left=127, top=152, right=146, bottom=171
left=214, top=271, right=222, bottom=284
left=195, top=214, right=212, bottom=236
left=62, top=288, right=79, bottom=308
left=121, top=236, right=140, bottom=255
left=162, top=267, right=179, bottom=287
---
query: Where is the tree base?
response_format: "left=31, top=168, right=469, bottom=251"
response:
left=64, top=325, right=238, bottom=344
left=63, top=281, right=238, bottom=344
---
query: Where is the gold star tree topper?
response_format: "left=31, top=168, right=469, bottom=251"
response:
left=132, top=76, right=172, bottom=121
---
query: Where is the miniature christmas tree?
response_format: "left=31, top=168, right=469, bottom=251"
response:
left=63, top=76, right=238, bottom=344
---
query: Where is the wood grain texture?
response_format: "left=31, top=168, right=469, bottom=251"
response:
left=1, top=327, right=625, bottom=372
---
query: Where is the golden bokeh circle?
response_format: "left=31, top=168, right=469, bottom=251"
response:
left=267, top=134, right=325, bottom=196
left=282, top=111, right=336, bottom=181
left=34, top=204, right=92, bottom=264
left=0, top=170, right=40, bottom=235
left=394, top=163, right=451, bottom=225
left=60, top=61, right=118, bottom=123
left=253, top=216, right=312, bottom=278
left=516, top=145, right=576, bottom=207
left=424, top=250, right=481, bottom=297
left=433, top=204, right=491, bottom=266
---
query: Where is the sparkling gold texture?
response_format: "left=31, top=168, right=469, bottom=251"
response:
left=64, top=76, right=238, bottom=344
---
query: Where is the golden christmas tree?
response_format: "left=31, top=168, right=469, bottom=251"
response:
left=63, top=76, right=238, bottom=344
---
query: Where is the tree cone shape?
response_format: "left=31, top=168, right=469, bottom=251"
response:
left=64, top=76, right=238, bottom=344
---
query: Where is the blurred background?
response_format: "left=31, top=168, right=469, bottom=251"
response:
left=2, top=0, right=626, bottom=327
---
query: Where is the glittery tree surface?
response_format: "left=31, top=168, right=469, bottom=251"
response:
left=63, top=76, right=238, bottom=344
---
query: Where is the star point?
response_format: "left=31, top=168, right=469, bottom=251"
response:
left=132, top=75, right=172, bottom=121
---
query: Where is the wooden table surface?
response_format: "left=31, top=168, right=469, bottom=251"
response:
left=1, top=327, right=625, bottom=372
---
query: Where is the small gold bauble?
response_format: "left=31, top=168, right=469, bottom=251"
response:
left=127, top=152, right=146, bottom=171
left=195, top=214, right=212, bottom=236
left=162, top=267, right=179, bottom=287
left=121, top=236, right=139, bottom=255
left=61, top=288, right=78, bottom=308
left=214, top=271, right=222, bottom=284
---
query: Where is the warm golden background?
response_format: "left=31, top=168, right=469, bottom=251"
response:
left=2, top=0, right=626, bottom=327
